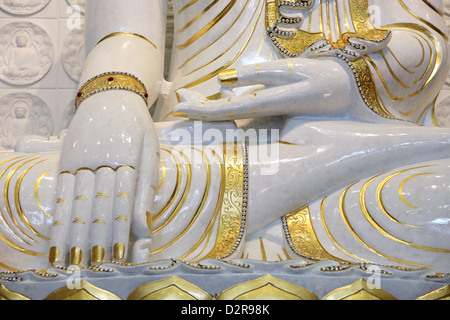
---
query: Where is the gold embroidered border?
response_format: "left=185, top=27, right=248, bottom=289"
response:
left=265, top=0, right=391, bottom=56
left=265, top=1, right=326, bottom=57
left=283, top=206, right=344, bottom=261
left=204, top=142, right=247, bottom=260
left=346, top=0, right=390, bottom=42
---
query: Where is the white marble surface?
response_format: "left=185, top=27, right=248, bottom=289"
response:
left=0, top=0, right=448, bottom=280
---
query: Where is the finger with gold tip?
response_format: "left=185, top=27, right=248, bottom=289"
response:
left=48, top=173, right=76, bottom=267
left=217, top=59, right=310, bottom=89
left=90, top=167, right=116, bottom=265
left=111, top=166, right=138, bottom=262
left=69, top=170, right=95, bottom=267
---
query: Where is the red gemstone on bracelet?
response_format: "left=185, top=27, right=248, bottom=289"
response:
left=77, top=92, right=82, bottom=97
left=144, top=93, right=149, bottom=98
left=108, top=77, right=114, bottom=82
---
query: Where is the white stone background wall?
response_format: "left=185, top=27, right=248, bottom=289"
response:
left=0, top=0, right=448, bottom=151
left=0, top=0, right=86, bottom=149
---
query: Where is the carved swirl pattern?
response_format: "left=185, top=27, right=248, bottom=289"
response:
left=344, top=0, right=390, bottom=45
left=283, top=206, right=344, bottom=261
left=204, top=142, right=247, bottom=260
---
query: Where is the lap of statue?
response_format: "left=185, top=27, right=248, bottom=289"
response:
left=0, top=0, right=449, bottom=273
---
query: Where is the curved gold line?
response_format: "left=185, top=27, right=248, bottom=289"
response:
left=341, top=183, right=430, bottom=268
left=319, top=0, right=324, bottom=33
left=153, top=149, right=182, bottom=222
left=186, top=150, right=225, bottom=261
left=382, top=23, right=446, bottom=119
left=422, top=0, right=444, bottom=16
left=0, top=156, right=47, bottom=258
left=153, top=150, right=192, bottom=234
left=15, top=159, right=50, bottom=241
left=399, top=172, right=435, bottom=209
left=320, top=195, right=370, bottom=263
left=178, top=0, right=201, bottom=14
left=385, top=47, right=414, bottom=74
left=34, top=170, right=53, bottom=218
left=278, top=140, right=301, bottom=147
left=153, top=148, right=211, bottom=255
left=431, top=98, right=439, bottom=127
left=400, top=59, right=446, bottom=117
left=4, top=157, right=42, bottom=244
left=176, top=0, right=238, bottom=48
left=362, top=172, right=449, bottom=254
left=180, top=0, right=263, bottom=89
left=185, top=1, right=258, bottom=77
left=156, top=161, right=167, bottom=192
left=409, top=41, right=440, bottom=96
left=0, top=260, right=20, bottom=272
left=325, top=0, right=332, bottom=41
left=97, top=32, right=157, bottom=49
left=0, top=225, right=47, bottom=257
left=376, top=167, right=431, bottom=228
left=342, top=0, right=351, bottom=33
left=178, top=0, right=251, bottom=71
left=397, top=0, right=448, bottom=41
left=333, top=0, right=341, bottom=40
left=176, top=0, right=220, bottom=34
left=364, top=55, right=405, bottom=101
left=412, top=33, right=433, bottom=83
left=379, top=51, right=410, bottom=89
left=60, top=165, right=136, bottom=176
left=0, top=156, right=34, bottom=246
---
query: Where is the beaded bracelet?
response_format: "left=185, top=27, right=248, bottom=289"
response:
left=75, top=72, right=149, bottom=111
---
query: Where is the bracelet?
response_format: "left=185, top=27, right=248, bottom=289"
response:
left=75, top=72, right=149, bottom=111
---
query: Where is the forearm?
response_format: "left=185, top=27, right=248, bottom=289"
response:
left=80, top=0, right=168, bottom=106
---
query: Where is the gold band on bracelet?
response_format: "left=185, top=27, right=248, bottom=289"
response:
left=75, top=72, right=149, bottom=111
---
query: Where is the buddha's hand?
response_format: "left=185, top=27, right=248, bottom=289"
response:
left=48, top=90, right=159, bottom=267
left=173, top=57, right=352, bottom=121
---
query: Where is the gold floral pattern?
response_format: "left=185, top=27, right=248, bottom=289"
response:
left=204, top=142, right=247, bottom=259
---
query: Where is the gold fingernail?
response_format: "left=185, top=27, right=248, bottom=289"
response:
left=70, top=247, right=82, bottom=266
left=219, top=69, right=238, bottom=85
left=114, top=242, right=125, bottom=260
left=173, top=112, right=188, bottom=118
left=49, top=246, right=59, bottom=265
left=91, top=245, right=105, bottom=263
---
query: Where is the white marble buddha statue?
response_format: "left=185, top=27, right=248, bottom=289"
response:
left=0, top=0, right=449, bottom=274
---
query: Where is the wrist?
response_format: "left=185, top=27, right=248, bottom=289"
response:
left=75, top=71, right=149, bottom=112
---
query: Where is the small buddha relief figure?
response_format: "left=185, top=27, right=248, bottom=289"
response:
left=0, top=0, right=50, bottom=15
left=0, top=22, right=53, bottom=85
left=3, top=31, right=40, bottom=79
left=4, top=100, right=34, bottom=149
left=0, top=92, right=53, bottom=149
left=62, top=24, right=86, bottom=82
